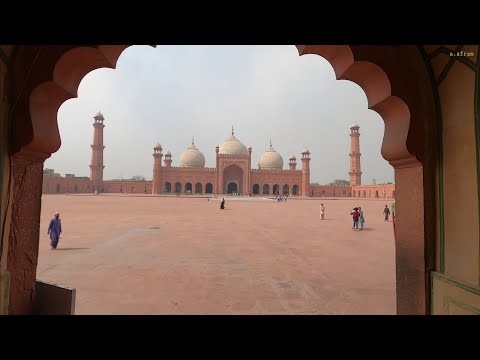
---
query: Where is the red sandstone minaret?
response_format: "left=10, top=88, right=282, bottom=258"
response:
left=164, top=150, right=172, bottom=168
left=349, top=123, right=362, bottom=186
left=152, top=143, right=163, bottom=195
left=301, top=148, right=310, bottom=197
left=89, top=111, right=105, bottom=191
left=289, top=154, right=297, bottom=170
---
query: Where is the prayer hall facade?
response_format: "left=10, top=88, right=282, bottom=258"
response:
left=42, top=112, right=395, bottom=199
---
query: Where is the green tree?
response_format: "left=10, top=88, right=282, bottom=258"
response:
left=130, top=175, right=146, bottom=181
left=328, top=179, right=350, bottom=186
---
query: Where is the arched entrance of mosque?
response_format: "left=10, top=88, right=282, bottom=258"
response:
left=253, top=184, right=260, bottom=195
left=227, top=182, right=238, bottom=194
left=262, top=184, right=270, bottom=195
left=283, top=184, right=289, bottom=195
left=165, top=182, right=171, bottom=193
left=185, top=182, right=192, bottom=193
left=195, top=183, right=202, bottom=194
left=292, top=185, right=299, bottom=195
left=223, top=164, right=243, bottom=194
left=2, top=44, right=450, bottom=316
left=205, top=183, right=213, bottom=194
left=174, top=182, right=182, bottom=193
left=273, top=184, right=280, bottom=195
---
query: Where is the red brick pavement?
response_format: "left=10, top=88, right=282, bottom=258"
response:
left=37, top=194, right=396, bottom=314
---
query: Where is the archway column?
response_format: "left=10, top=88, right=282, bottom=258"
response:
left=7, top=150, right=47, bottom=314
left=391, top=157, right=425, bottom=315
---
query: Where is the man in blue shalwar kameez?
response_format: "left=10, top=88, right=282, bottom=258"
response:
left=47, top=212, right=62, bottom=250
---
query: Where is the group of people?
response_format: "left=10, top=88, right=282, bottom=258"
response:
left=350, top=207, right=366, bottom=230
left=274, top=195, right=287, bottom=202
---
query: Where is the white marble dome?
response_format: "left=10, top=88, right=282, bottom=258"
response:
left=350, top=122, right=359, bottom=128
left=258, top=145, right=284, bottom=170
left=179, top=143, right=205, bottom=168
left=218, top=134, right=249, bottom=156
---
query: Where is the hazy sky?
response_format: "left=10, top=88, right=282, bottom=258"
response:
left=45, top=45, right=394, bottom=184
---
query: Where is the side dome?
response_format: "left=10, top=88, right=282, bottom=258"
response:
left=179, top=143, right=205, bottom=168
left=218, top=133, right=249, bottom=156
left=258, top=144, right=284, bottom=170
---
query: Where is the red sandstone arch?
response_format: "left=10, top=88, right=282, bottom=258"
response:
left=7, top=44, right=436, bottom=315
left=292, top=185, right=300, bottom=195
left=205, top=183, right=213, bottom=194
left=262, top=184, right=270, bottom=195
left=223, top=164, right=243, bottom=194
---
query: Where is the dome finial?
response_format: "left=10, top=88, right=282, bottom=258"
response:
left=270, top=139, right=272, bottom=147
left=232, top=125, right=234, bottom=136
left=192, top=136, right=194, bottom=145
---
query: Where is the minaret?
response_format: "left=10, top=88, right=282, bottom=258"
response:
left=164, top=150, right=172, bottom=168
left=349, top=123, right=362, bottom=186
left=301, top=148, right=311, bottom=197
left=289, top=154, right=297, bottom=170
left=152, top=143, right=163, bottom=195
left=89, top=111, right=105, bottom=191
left=247, top=146, right=252, bottom=196
left=215, top=145, right=220, bottom=195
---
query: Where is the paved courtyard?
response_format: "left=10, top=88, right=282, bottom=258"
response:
left=38, top=194, right=396, bottom=314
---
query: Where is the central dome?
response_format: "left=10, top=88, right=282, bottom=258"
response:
left=258, top=144, right=284, bottom=170
left=218, top=133, right=249, bottom=156
left=179, top=142, right=205, bottom=168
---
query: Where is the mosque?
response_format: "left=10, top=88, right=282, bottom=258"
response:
left=42, top=112, right=395, bottom=199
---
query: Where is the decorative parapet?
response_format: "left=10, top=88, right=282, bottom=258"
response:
left=165, top=167, right=216, bottom=172
left=217, top=154, right=250, bottom=159
left=251, top=169, right=302, bottom=174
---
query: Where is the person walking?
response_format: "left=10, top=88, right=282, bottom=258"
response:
left=220, top=198, right=225, bottom=210
left=383, top=205, right=390, bottom=221
left=320, top=203, right=325, bottom=220
left=47, top=211, right=62, bottom=250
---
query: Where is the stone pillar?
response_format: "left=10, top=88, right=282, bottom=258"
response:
left=7, top=154, right=46, bottom=314
left=0, top=62, right=12, bottom=314
left=391, top=158, right=425, bottom=314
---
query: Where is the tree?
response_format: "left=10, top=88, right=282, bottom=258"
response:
left=328, top=179, right=350, bottom=186
left=130, top=175, right=146, bottom=181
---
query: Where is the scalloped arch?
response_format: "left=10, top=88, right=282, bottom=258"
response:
left=295, top=45, right=416, bottom=165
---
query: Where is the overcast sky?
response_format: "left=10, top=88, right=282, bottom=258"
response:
left=45, top=45, right=394, bottom=184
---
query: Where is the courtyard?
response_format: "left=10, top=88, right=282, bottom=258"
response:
left=38, top=194, right=396, bottom=314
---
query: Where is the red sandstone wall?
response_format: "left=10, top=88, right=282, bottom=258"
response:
left=310, top=184, right=395, bottom=199
left=42, top=176, right=95, bottom=194
left=103, top=181, right=153, bottom=194
left=250, top=170, right=302, bottom=195
left=351, top=184, right=395, bottom=199
left=162, top=167, right=216, bottom=194
left=42, top=175, right=395, bottom=199
left=310, top=185, right=351, bottom=197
